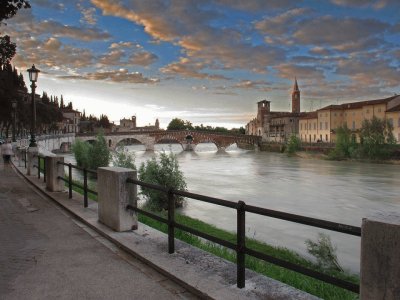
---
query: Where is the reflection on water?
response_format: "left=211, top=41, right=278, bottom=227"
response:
left=63, top=143, right=400, bottom=273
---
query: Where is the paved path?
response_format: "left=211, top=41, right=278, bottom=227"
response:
left=0, top=160, right=198, bottom=300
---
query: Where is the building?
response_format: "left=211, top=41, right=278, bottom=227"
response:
left=299, top=95, right=400, bottom=143
left=61, top=108, right=81, bottom=133
left=117, top=116, right=160, bottom=132
left=246, top=79, right=305, bottom=142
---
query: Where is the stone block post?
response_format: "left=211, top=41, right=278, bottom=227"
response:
left=45, top=156, right=65, bottom=192
left=360, top=212, right=400, bottom=299
left=27, top=147, right=38, bottom=176
left=97, top=167, right=137, bottom=232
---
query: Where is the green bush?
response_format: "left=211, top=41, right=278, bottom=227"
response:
left=72, top=132, right=110, bottom=170
left=138, top=152, right=186, bottom=211
left=286, top=135, right=301, bottom=155
left=112, top=146, right=136, bottom=169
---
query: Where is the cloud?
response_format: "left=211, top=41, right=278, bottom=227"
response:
left=60, top=69, right=159, bottom=84
left=129, top=51, right=158, bottom=66
left=330, top=0, right=399, bottom=9
left=77, top=4, right=98, bottom=25
left=215, top=0, right=297, bottom=11
left=292, top=16, right=388, bottom=51
left=110, top=41, right=135, bottom=49
left=274, top=64, right=325, bottom=80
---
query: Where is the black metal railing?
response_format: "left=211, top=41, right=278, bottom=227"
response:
left=56, top=161, right=98, bottom=208
left=125, top=177, right=361, bottom=293
left=37, top=155, right=46, bottom=182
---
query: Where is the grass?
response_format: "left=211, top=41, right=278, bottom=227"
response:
left=62, top=178, right=359, bottom=299
left=138, top=212, right=359, bottom=300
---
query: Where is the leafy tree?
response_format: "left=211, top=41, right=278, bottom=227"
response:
left=138, top=152, right=186, bottom=211
left=329, top=124, right=355, bottom=159
left=72, top=132, right=110, bottom=170
left=286, top=135, right=301, bottom=155
left=89, top=132, right=111, bottom=170
left=98, top=114, right=111, bottom=129
left=72, top=139, right=91, bottom=169
left=167, top=118, right=193, bottom=130
left=0, top=1, right=31, bottom=67
left=112, top=146, right=136, bottom=169
left=359, top=116, right=396, bottom=159
left=0, top=0, right=31, bottom=22
left=0, top=35, right=16, bottom=67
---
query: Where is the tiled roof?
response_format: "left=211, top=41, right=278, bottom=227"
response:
left=318, top=95, right=397, bottom=111
left=386, top=103, right=400, bottom=112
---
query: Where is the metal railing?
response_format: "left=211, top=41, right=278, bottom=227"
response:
left=37, top=155, right=46, bottom=182
left=56, top=161, right=97, bottom=208
left=125, top=178, right=361, bottom=294
left=33, top=159, right=360, bottom=294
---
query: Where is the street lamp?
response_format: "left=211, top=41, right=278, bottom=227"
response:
left=27, top=64, right=40, bottom=147
left=11, top=99, right=17, bottom=142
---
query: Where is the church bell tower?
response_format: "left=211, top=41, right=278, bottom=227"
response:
left=292, top=78, right=300, bottom=113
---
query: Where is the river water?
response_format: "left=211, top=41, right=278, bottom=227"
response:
left=63, top=143, right=400, bottom=273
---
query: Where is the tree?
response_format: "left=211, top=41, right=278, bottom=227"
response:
left=286, top=135, right=301, bottom=155
left=0, top=1, right=31, bottom=67
left=112, top=146, right=136, bottom=169
left=167, top=118, right=193, bottom=130
left=0, top=0, right=31, bottom=22
left=359, top=116, right=396, bottom=159
left=71, top=132, right=110, bottom=170
left=329, top=124, right=355, bottom=159
left=139, top=152, right=186, bottom=211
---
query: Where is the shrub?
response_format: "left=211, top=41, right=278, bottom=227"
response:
left=138, top=151, right=186, bottom=211
left=305, top=233, right=343, bottom=272
left=72, top=132, right=110, bottom=170
left=112, top=146, right=136, bottom=169
left=286, top=135, right=301, bottom=155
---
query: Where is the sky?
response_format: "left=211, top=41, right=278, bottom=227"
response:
left=4, top=0, right=400, bottom=128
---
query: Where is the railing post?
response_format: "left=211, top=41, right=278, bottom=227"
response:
left=38, top=156, right=41, bottom=179
left=45, top=156, right=64, bottom=192
left=68, top=163, right=72, bottom=199
left=168, top=188, right=175, bottom=254
left=24, top=149, right=27, bottom=169
left=360, top=213, right=400, bottom=299
left=97, top=167, right=137, bottom=232
left=237, top=200, right=246, bottom=288
left=43, top=158, right=46, bottom=183
left=83, top=168, right=88, bottom=208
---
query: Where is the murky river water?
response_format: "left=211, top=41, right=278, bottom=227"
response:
left=63, top=143, right=400, bottom=273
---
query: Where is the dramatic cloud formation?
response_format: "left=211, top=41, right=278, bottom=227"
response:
left=4, top=0, right=400, bottom=127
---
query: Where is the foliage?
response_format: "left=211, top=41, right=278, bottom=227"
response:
left=112, top=146, right=136, bottom=169
left=89, top=132, right=111, bottom=170
left=138, top=152, right=186, bottom=211
left=72, top=132, right=110, bottom=170
left=0, top=0, right=30, bottom=22
left=305, top=233, right=343, bottom=272
left=286, top=135, right=301, bottom=155
left=359, top=116, right=396, bottom=159
left=0, top=35, right=16, bottom=67
left=71, top=139, right=91, bottom=169
left=328, top=124, right=356, bottom=160
left=167, top=118, right=193, bottom=130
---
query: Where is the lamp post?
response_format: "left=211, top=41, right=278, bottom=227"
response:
left=11, top=99, right=17, bottom=142
left=27, top=64, right=40, bottom=147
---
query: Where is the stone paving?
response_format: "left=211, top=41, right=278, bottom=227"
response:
left=0, top=160, right=198, bottom=300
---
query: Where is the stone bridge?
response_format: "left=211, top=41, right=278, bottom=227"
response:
left=76, top=130, right=261, bottom=151
left=16, top=133, right=75, bottom=154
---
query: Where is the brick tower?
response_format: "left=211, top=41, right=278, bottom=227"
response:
left=292, top=78, right=300, bottom=113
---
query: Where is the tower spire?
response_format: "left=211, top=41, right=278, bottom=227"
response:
left=293, top=77, right=299, bottom=92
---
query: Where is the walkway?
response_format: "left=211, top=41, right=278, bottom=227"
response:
left=0, top=160, right=197, bottom=300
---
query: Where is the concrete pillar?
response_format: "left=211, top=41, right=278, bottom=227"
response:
left=97, top=167, right=137, bottom=232
left=27, top=147, right=38, bottom=176
left=45, top=156, right=65, bottom=192
left=360, top=212, right=400, bottom=299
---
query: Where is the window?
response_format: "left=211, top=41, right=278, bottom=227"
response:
left=352, top=121, right=355, bottom=130
left=314, top=123, right=316, bottom=130
left=334, top=112, right=337, bottom=117
left=378, top=108, right=381, bottom=113
left=325, top=113, right=328, bottom=117
left=326, top=134, right=328, bottom=141
left=309, top=123, right=311, bottom=130
left=388, top=118, right=393, bottom=126
left=352, top=112, right=355, bottom=116
left=320, top=122, right=322, bottom=130
left=300, top=123, right=302, bottom=130
left=366, top=109, right=369, bottom=114
left=325, top=122, right=328, bottom=130
left=314, top=134, right=316, bottom=141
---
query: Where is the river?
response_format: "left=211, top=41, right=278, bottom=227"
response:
left=63, top=143, right=400, bottom=273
